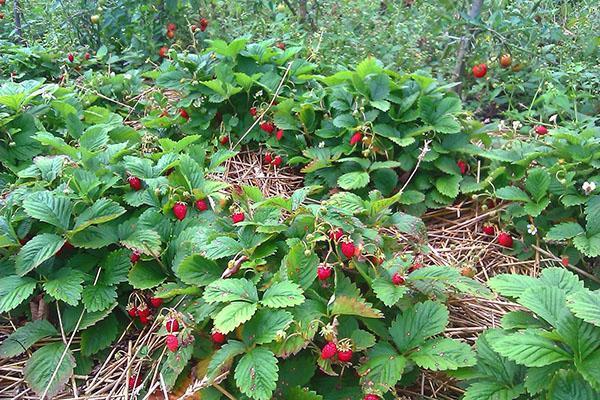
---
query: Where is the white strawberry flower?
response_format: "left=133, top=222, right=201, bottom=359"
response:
left=527, top=224, right=537, bottom=235
left=318, top=141, right=325, bottom=148
left=582, top=181, right=596, bottom=195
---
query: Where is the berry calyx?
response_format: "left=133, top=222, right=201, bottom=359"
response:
left=165, top=318, right=179, bottom=333
left=165, top=334, right=179, bottom=352
left=211, top=331, right=227, bottom=344
left=392, top=272, right=406, bottom=286
left=535, top=125, right=548, bottom=135
left=329, top=228, right=343, bottom=242
left=498, top=232, right=513, bottom=248
left=195, top=199, right=208, bottom=211
left=173, top=202, right=188, bottom=221
left=130, top=250, right=141, bottom=264
left=457, top=160, right=468, bottom=175
left=350, top=131, right=363, bottom=145
left=126, top=303, right=138, bottom=318
left=472, top=63, right=487, bottom=78
left=150, top=297, right=162, bottom=308
left=272, top=155, right=283, bottom=167
left=232, top=212, right=245, bottom=224
left=127, top=176, right=142, bottom=191
left=317, top=264, right=332, bottom=281
left=219, top=135, right=229, bottom=145
left=321, top=342, right=337, bottom=359
left=482, top=224, right=495, bottom=235
left=340, top=239, right=356, bottom=258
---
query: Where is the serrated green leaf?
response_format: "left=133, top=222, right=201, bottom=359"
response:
left=372, top=277, right=408, bottom=307
left=175, top=254, right=222, bottom=287
left=128, top=261, right=166, bottom=289
left=98, top=249, right=130, bottom=286
left=337, top=171, right=370, bottom=190
left=495, top=186, right=530, bottom=202
left=491, top=330, right=572, bottom=367
left=203, top=236, right=243, bottom=259
left=573, top=233, right=600, bottom=257
left=0, top=320, right=58, bottom=358
left=285, top=243, right=319, bottom=290
left=518, top=286, right=567, bottom=326
left=435, top=175, right=461, bottom=198
left=81, top=285, right=117, bottom=312
left=214, top=302, right=258, bottom=334
left=358, top=342, right=406, bottom=391
left=15, top=233, right=65, bottom=276
left=23, top=191, right=72, bottom=230
left=161, top=342, right=194, bottom=390
left=234, top=347, right=279, bottom=400
left=120, top=229, right=161, bottom=256
left=545, top=222, right=585, bottom=241
left=351, top=329, right=376, bottom=351
left=261, top=281, right=305, bottom=308
left=43, top=268, right=85, bottom=306
left=80, top=313, right=118, bottom=356
left=487, top=274, right=540, bottom=298
left=539, top=267, right=585, bottom=295
left=287, top=386, right=324, bottom=400
left=463, top=382, right=525, bottom=400
left=204, top=278, right=258, bottom=304
left=205, top=340, right=246, bottom=382
left=24, top=342, right=75, bottom=398
left=410, top=337, right=476, bottom=370
left=567, top=290, right=600, bottom=328
left=548, top=370, right=598, bottom=399
left=71, top=198, right=125, bottom=234
left=389, top=301, right=449, bottom=352
left=242, top=309, right=294, bottom=345
left=525, top=168, right=551, bottom=202
left=0, top=275, right=37, bottom=313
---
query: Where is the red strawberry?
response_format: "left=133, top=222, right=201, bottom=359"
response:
left=363, top=395, right=380, bottom=400
left=150, top=297, right=162, bottom=308
left=137, top=303, right=150, bottom=319
left=407, top=262, right=422, bottom=273
left=472, top=63, right=487, bottom=78
left=260, top=121, right=275, bottom=134
left=167, top=23, right=176, bottom=31
left=232, top=212, right=245, bottom=224
left=535, top=125, right=548, bottom=135
left=340, top=239, right=356, bottom=258
left=329, top=228, right=343, bottom=242
left=250, top=107, right=258, bottom=117
left=165, top=319, right=179, bottom=333
left=321, top=342, right=337, bottom=359
left=173, top=202, right=188, bottom=221
left=457, top=160, right=468, bottom=175
left=130, top=250, right=141, bottom=264
left=276, top=42, right=286, bottom=50
left=211, top=331, right=227, bottom=344
left=195, top=199, right=208, bottom=211
left=19, top=235, right=32, bottom=246
left=139, top=314, right=150, bottom=325
left=272, top=155, right=283, bottom=167
left=126, top=303, right=138, bottom=318
left=275, top=129, right=284, bottom=140
left=392, top=272, right=405, bottom=286
left=166, top=334, right=179, bottom=352
left=264, top=153, right=273, bottom=164
left=128, top=375, right=142, bottom=389
left=84, top=52, right=91, bottom=60
left=482, top=224, right=495, bottom=235
left=317, top=264, right=333, bottom=281
left=219, top=136, right=229, bottom=145
left=561, top=256, right=569, bottom=266
left=179, top=109, right=189, bottom=120
left=350, top=131, right=363, bottom=145
left=166, top=30, right=175, bottom=39
left=498, top=232, right=513, bottom=248
left=127, top=176, right=142, bottom=191
left=191, top=24, right=198, bottom=32
left=159, top=46, right=169, bottom=58
left=199, top=17, right=208, bottom=32
left=67, top=53, right=74, bottom=63
left=337, top=349, right=353, bottom=362
left=56, top=241, right=75, bottom=256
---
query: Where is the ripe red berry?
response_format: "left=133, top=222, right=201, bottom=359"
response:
left=260, top=121, right=275, bottom=134
left=137, top=303, right=150, bottom=318
left=166, top=334, right=179, bottom=352
left=179, top=109, right=189, bottom=120
left=173, top=202, right=188, bottom=221
left=264, top=153, right=273, bottom=164
left=159, top=46, right=169, bottom=58
left=363, top=395, right=380, bottom=400
left=232, top=212, right=245, bottom=224
left=165, top=319, right=179, bottom=333
left=482, top=224, right=495, bottom=235
left=211, top=331, right=227, bottom=344
left=56, top=241, right=75, bottom=257
left=561, top=256, right=569, bottom=266
left=276, top=42, right=286, bottom=50
left=167, top=23, right=176, bottom=31
left=340, top=240, right=356, bottom=258
left=392, top=272, right=406, bottom=286
left=350, top=132, right=363, bottom=145
left=272, top=155, right=283, bottom=167
left=329, top=228, right=343, bottom=242
left=150, top=297, right=162, bottom=308
left=472, top=63, right=487, bottom=78
left=317, top=264, right=333, bottom=281
left=139, top=315, right=150, bottom=325
left=457, top=160, right=468, bottom=175
left=128, top=375, right=142, bottom=389
left=275, top=129, right=284, bottom=141
left=127, top=176, right=142, bottom=191
left=199, top=17, right=208, bottom=32
left=337, top=349, right=353, bottom=362
left=321, top=342, right=337, bottom=359
left=535, top=125, right=548, bottom=135
left=195, top=199, right=208, bottom=211
left=84, top=52, right=91, bottom=60
left=249, top=107, right=258, bottom=117
left=67, top=53, right=74, bottom=63
left=219, top=135, right=229, bottom=145
left=130, top=250, right=141, bottom=264
left=407, top=262, right=422, bottom=273
left=498, top=232, right=513, bottom=248
left=166, top=30, right=175, bottom=39
left=126, top=303, right=138, bottom=318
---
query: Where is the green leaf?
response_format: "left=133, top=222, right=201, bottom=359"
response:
left=80, top=313, right=118, bottom=356
left=567, top=290, right=600, bottom=328
left=261, top=281, right=305, bottom=308
left=389, top=301, right=449, bottom=352
left=81, top=285, right=117, bottom=312
left=0, top=275, right=37, bottom=313
left=327, top=192, right=366, bottom=214
left=372, top=277, right=408, bottom=307
left=62, top=303, right=117, bottom=333
left=213, top=302, right=258, bottom=334
left=576, top=349, right=600, bottom=390
left=71, top=198, right=125, bottom=234
left=161, top=342, right=194, bottom=390
left=98, top=249, right=130, bottom=286
left=358, top=342, right=406, bottom=390
left=204, top=278, right=259, bottom=304
left=548, top=370, right=597, bottom=400
left=203, top=237, right=243, bottom=259
left=463, top=382, right=525, bottom=400
left=24, top=342, right=75, bottom=398
left=175, top=254, right=222, bottom=287
left=573, top=233, right=600, bottom=258
left=525, top=168, right=551, bottom=202
left=205, top=340, right=246, bottom=382
left=285, top=242, right=319, bottom=290
left=120, top=229, right=161, bottom=256
left=539, top=267, right=585, bottom=295
left=243, top=309, right=294, bottom=345
left=495, top=186, right=530, bottom=202
left=523, top=198, right=550, bottom=217
left=487, top=274, right=540, bottom=298
left=518, top=286, right=567, bottom=326
left=0, top=320, right=58, bottom=358
left=43, top=268, right=86, bottom=306
left=286, top=386, right=324, bottom=400
left=23, top=191, right=72, bottom=230
left=435, top=175, right=462, bottom=198
left=15, top=233, right=65, bottom=276
left=351, top=329, right=377, bottom=351
left=234, top=347, right=278, bottom=400
left=501, top=311, right=545, bottom=330
left=331, top=287, right=383, bottom=319
left=337, top=171, right=370, bottom=190
left=491, top=330, right=572, bottom=367
left=410, top=337, right=476, bottom=371
left=127, top=261, right=166, bottom=289
left=545, top=222, right=585, bottom=241
left=556, top=311, right=600, bottom=361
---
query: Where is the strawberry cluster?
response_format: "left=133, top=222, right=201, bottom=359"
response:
left=126, top=293, right=163, bottom=325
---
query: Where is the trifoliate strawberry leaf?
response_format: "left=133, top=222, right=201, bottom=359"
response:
left=61, top=302, right=118, bottom=333
left=548, top=370, right=597, bottom=399
left=161, top=342, right=194, bottom=390
left=0, top=275, right=37, bottom=313
left=0, top=320, right=58, bottom=359
left=331, top=276, right=383, bottom=319
left=234, top=347, right=279, bottom=400
left=242, top=309, right=293, bottom=345
left=435, top=175, right=461, bottom=198
left=567, top=290, right=600, bottom=328
left=490, top=330, right=572, bottom=367
left=203, top=278, right=259, bottom=304
left=261, top=281, right=305, bottom=308
left=525, top=168, right=551, bottom=202
left=24, top=342, right=75, bottom=398
left=120, top=228, right=161, bottom=256
left=98, top=248, right=130, bottom=286
left=372, top=277, right=408, bottom=307
left=81, top=284, right=117, bottom=312
left=176, top=254, right=222, bottom=287
left=69, top=224, right=119, bottom=249
left=495, top=186, right=530, bottom=202
left=285, top=242, right=319, bottom=290
left=337, top=171, right=370, bottom=190
left=358, top=342, right=406, bottom=391
left=573, top=233, right=600, bottom=257
left=205, top=340, right=246, bottom=382
left=213, top=302, right=258, bottom=334
left=539, top=267, right=585, bottom=295
left=350, top=329, right=376, bottom=351
left=80, top=313, right=118, bottom=356
left=487, top=274, right=540, bottom=298
left=518, top=286, right=567, bottom=326
left=128, top=261, right=166, bottom=289
left=545, top=222, right=585, bottom=241
left=43, top=268, right=86, bottom=306
left=410, top=337, right=476, bottom=371
left=71, top=198, right=125, bottom=234
left=15, top=233, right=65, bottom=276
left=203, top=236, right=243, bottom=259
left=389, top=300, right=449, bottom=352
left=22, top=191, right=73, bottom=230
left=463, top=382, right=525, bottom=400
